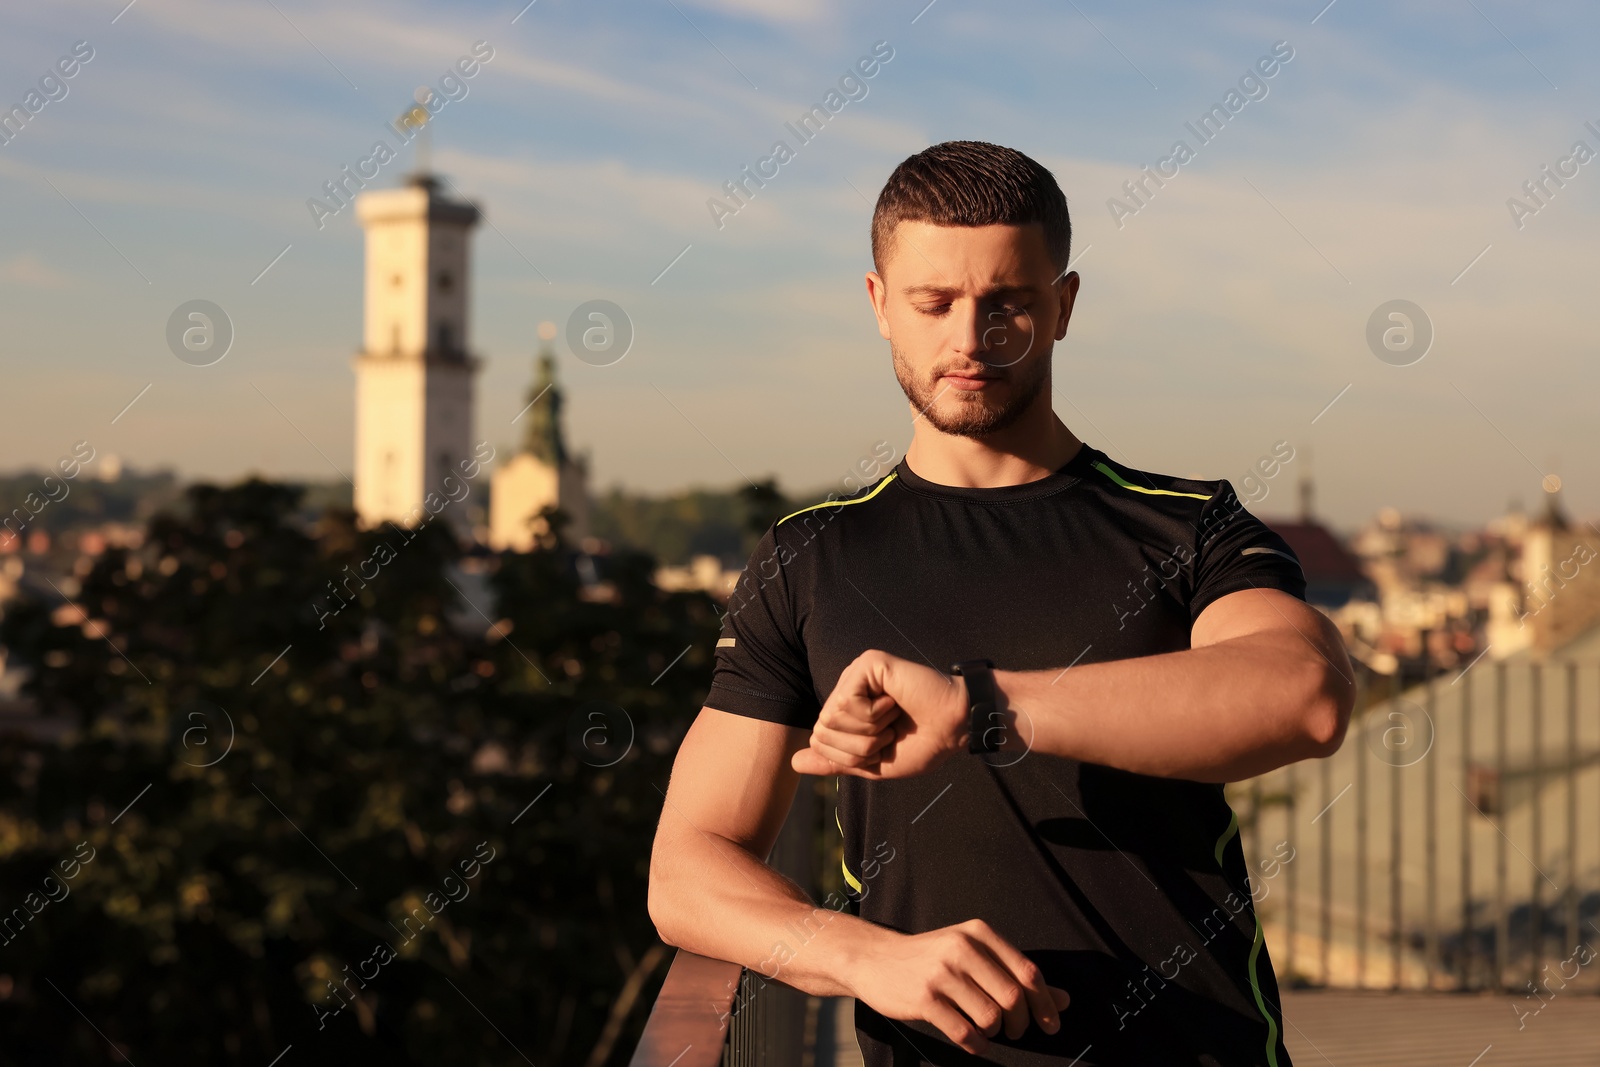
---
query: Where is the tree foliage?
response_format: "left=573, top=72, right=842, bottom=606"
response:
left=588, top=479, right=804, bottom=568
left=0, top=479, right=719, bottom=1064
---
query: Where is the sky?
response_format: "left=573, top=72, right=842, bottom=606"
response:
left=1, top=0, right=1597, bottom=530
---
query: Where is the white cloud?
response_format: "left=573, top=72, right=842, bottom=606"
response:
left=677, top=0, right=837, bottom=26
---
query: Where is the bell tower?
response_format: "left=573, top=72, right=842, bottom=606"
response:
left=352, top=173, right=480, bottom=534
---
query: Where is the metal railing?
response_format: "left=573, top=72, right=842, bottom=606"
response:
left=1237, top=657, right=1600, bottom=993
left=627, top=950, right=742, bottom=1067
left=630, top=778, right=826, bottom=1067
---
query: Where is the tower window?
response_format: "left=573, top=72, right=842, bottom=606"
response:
left=437, top=271, right=454, bottom=292
left=390, top=273, right=403, bottom=289
left=391, top=324, right=401, bottom=353
left=436, top=321, right=453, bottom=353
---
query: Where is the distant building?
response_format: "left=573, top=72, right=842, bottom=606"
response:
left=489, top=324, right=591, bottom=552
left=1262, top=473, right=1375, bottom=608
left=1488, top=479, right=1600, bottom=656
left=352, top=173, right=481, bottom=537
left=655, top=554, right=739, bottom=601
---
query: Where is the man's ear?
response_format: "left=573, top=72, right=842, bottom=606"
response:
left=866, top=271, right=892, bottom=340
left=1054, top=271, right=1079, bottom=341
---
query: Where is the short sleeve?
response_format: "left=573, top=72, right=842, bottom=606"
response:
left=704, top=525, right=821, bottom=729
left=1188, top=480, right=1308, bottom=621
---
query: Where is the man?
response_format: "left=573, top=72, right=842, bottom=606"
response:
left=647, top=141, right=1354, bottom=1066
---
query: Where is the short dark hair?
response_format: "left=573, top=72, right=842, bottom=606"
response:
left=871, top=141, right=1071, bottom=276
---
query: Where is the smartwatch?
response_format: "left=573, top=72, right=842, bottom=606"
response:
left=951, top=659, right=1003, bottom=754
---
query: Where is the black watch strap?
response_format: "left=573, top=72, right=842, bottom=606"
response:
left=951, top=659, right=1002, bottom=754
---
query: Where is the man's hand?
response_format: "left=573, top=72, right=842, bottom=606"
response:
left=847, top=918, right=1070, bottom=1054
left=791, top=650, right=968, bottom=778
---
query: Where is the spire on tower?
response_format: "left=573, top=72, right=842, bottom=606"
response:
left=490, top=320, right=592, bottom=551
left=521, top=321, right=566, bottom=464
left=399, top=90, right=433, bottom=179
left=523, top=358, right=565, bottom=465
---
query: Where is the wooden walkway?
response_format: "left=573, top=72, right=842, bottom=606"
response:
left=820, top=991, right=1600, bottom=1065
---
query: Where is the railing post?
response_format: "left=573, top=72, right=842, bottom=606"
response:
left=1249, top=778, right=1263, bottom=898
left=1390, top=714, right=1402, bottom=990
left=1319, top=753, right=1332, bottom=988
left=1388, top=663, right=1403, bottom=990
left=1357, top=664, right=1370, bottom=988
left=1565, top=661, right=1579, bottom=961
left=1495, top=661, right=1508, bottom=992
left=1459, top=657, right=1473, bottom=990
left=1530, top=660, right=1543, bottom=992
left=1285, top=762, right=1297, bottom=983
left=1425, top=640, right=1437, bottom=989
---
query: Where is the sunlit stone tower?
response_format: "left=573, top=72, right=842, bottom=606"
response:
left=352, top=173, right=480, bottom=535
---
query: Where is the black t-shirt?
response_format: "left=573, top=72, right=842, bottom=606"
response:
left=705, top=443, right=1307, bottom=1067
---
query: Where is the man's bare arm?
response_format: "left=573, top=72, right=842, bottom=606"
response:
left=794, top=587, right=1356, bottom=783
left=648, top=707, right=1067, bottom=1054
left=647, top=708, right=861, bottom=994
left=1011, top=586, right=1355, bottom=780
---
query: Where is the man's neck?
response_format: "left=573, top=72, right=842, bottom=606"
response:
left=904, top=409, right=1084, bottom=490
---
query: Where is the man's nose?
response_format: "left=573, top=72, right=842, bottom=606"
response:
left=949, top=300, right=987, bottom=358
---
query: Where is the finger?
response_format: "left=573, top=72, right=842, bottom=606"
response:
left=811, top=722, right=896, bottom=759
left=964, top=923, right=1060, bottom=1035
left=827, top=762, right=886, bottom=780
left=817, top=707, right=892, bottom=737
left=794, top=739, right=885, bottom=780
left=789, top=746, right=850, bottom=777
left=1049, top=986, right=1072, bottom=1012
left=813, top=719, right=894, bottom=754
left=955, top=942, right=1030, bottom=1041
left=1018, top=966, right=1060, bottom=1036
left=926, top=995, right=990, bottom=1055
left=809, top=735, right=879, bottom=769
left=1007, top=996, right=1031, bottom=1042
left=819, top=693, right=900, bottom=735
left=940, top=973, right=1008, bottom=1044
left=865, top=692, right=900, bottom=723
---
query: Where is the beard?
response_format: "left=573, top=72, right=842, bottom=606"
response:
left=892, top=339, right=1050, bottom=438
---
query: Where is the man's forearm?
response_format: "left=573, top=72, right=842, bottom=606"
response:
left=648, top=821, right=885, bottom=1000
left=996, top=631, right=1351, bottom=781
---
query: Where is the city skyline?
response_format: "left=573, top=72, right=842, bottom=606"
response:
left=3, top=0, right=1598, bottom=529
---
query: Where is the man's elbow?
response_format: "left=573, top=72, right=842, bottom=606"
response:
left=646, top=853, right=688, bottom=949
left=1300, top=654, right=1354, bottom=758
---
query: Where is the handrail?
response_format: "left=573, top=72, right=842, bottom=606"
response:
left=632, top=776, right=824, bottom=1064
left=627, top=949, right=742, bottom=1067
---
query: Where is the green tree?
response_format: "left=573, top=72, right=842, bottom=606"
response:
left=736, top=479, right=788, bottom=540
left=0, top=480, right=718, bottom=1064
left=589, top=479, right=795, bottom=568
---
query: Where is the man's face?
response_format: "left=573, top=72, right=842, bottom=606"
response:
left=867, top=220, right=1077, bottom=438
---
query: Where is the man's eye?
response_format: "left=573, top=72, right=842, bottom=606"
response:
left=916, top=305, right=949, bottom=316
